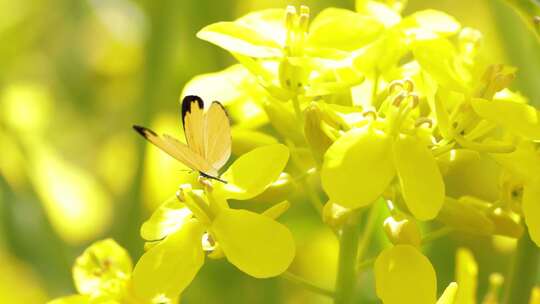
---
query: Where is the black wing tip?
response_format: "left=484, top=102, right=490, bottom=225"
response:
left=182, top=95, right=204, bottom=112
left=133, top=125, right=157, bottom=138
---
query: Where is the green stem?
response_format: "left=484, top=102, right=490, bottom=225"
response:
left=334, top=215, right=361, bottom=304
left=292, top=95, right=303, bottom=123
left=503, top=232, right=539, bottom=304
left=421, top=227, right=454, bottom=245
left=282, top=271, right=335, bottom=298
left=356, top=204, right=379, bottom=270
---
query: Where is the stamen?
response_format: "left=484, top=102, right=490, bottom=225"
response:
left=285, top=6, right=297, bottom=31
left=402, top=78, right=414, bottom=92
left=299, top=6, right=310, bottom=32
left=392, top=91, right=407, bottom=106
left=407, top=93, right=419, bottom=108
left=362, top=110, right=377, bottom=120
left=415, top=117, right=433, bottom=128
left=176, top=188, right=185, bottom=202
left=198, top=175, right=214, bottom=190
left=388, top=80, right=404, bottom=94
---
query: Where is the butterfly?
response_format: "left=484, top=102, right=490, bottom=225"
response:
left=133, top=95, right=231, bottom=183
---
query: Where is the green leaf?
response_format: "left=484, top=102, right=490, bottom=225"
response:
left=197, top=22, right=282, bottom=58
left=217, top=144, right=290, bottom=200
left=132, top=220, right=205, bottom=301
left=308, top=8, right=383, bottom=51
left=211, top=208, right=295, bottom=278
left=321, top=127, right=395, bottom=208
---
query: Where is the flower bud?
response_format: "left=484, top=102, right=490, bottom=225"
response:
left=251, top=173, right=296, bottom=204
left=322, top=201, right=354, bottom=230
left=487, top=207, right=524, bottom=239
left=263, top=99, right=304, bottom=144
left=383, top=215, right=422, bottom=247
left=304, top=103, right=336, bottom=163
left=436, top=197, right=495, bottom=235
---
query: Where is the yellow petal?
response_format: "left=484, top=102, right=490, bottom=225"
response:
left=73, top=239, right=132, bottom=297
left=140, top=196, right=192, bottom=242
left=321, top=127, right=395, bottom=208
left=455, top=248, right=477, bottom=304
left=530, top=286, right=540, bottom=304
left=523, top=179, right=540, bottom=246
left=47, top=295, right=92, bottom=304
left=393, top=135, right=445, bottom=220
left=437, top=282, right=459, bottom=304
left=132, top=220, right=205, bottom=301
left=261, top=201, right=291, bottom=219
left=375, top=245, right=437, bottom=304
left=211, top=208, right=295, bottom=278
left=471, top=98, right=540, bottom=140
left=217, top=144, right=289, bottom=200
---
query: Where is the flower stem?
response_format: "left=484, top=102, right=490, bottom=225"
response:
left=334, top=213, right=361, bottom=304
left=282, top=271, right=335, bottom=298
left=356, top=204, right=379, bottom=269
left=503, top=232, right=539, bottom=304
left=292, top=95, right=303, bottom=123
left=421, top=227, right=454, bottom=245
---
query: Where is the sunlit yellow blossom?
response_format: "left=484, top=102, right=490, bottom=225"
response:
left=132, top=144, right=295, bottom=301
left=322, top=82, right=444, bottom=220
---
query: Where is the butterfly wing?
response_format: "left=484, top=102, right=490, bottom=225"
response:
left=203, top=101, right=231, bottom=171
left=133, top=125, right=218, bottom=177
left=182, top=95, right=206, bottom=158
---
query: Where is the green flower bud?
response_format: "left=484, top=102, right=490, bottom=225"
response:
left=304, top=103, right=336, bottom=164
left=263, top=99, right=304, bottom=144
left=322, top=201, right=355, bottom=230
left=383, top=214, right=422, bottom=247
left=251, top=173, right=296, bottom=204
left=487, top=207, right=524, bottom=239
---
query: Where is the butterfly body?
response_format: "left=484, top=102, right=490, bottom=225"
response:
left=134, top=95, right=231, bottom=183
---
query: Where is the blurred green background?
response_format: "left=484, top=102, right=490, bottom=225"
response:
left=0, top=0, right=538, bottom=303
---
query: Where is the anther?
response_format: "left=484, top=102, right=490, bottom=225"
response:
left=402, top=78, right=414, bottom=92
left=198, top=176, right=213, bottom=189
left=176, top=189, right=185, bottom=202
left=299, top=6, right=310, bottom=32
left=362, top=110, right=377, bottom=120
left=415, top=117, right=433, bottom=128
left=407, top=93, right=419, bottom=108
left=392, top=91, right=407, bottom=106
left=388, top=80, right=404, bottom=94
left=285, top=6, right=297, bottom=30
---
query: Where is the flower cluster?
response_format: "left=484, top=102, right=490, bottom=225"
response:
left=50, top=1, right=540, bottom=303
